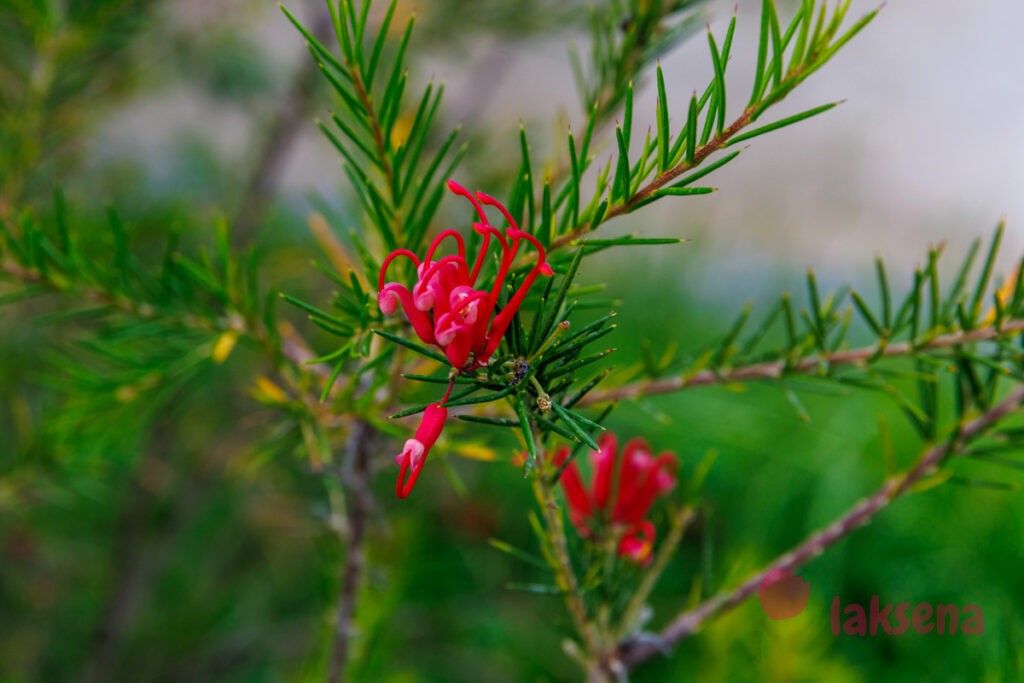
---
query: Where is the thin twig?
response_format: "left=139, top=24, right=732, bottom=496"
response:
left=533, top=475, right=603, bottom=662
left=550, top=106, right=755, bottom=252
left=619, top=384, right=1024, bottom=669
left=616, top=505, right=697, bottom=642
left=0, top=257, right=332, bottom=381
left=578, top=319, right=1024, bottom=407
left=81, top=456, right=157, bottom=683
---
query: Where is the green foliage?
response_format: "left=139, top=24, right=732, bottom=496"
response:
left=0, top=0, right=160, bottom=204
left=0, top=194, right=290, bottom=460
left=2, top=0, right=1023, bottom=682
left=287, top=0, right=883, bottom=487
left=282, top=0, right=464, bottom=254
left=606, top=224, right=1024, bottom=441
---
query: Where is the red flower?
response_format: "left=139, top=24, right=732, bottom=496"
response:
left=377, top=180, right=554, bottom=371
left=554, top=433, right=677, bottom=565
left=380, top=181, right=554, bottom=498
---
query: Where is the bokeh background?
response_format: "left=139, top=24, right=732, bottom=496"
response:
left=2, top=0, right=1023, bottom=681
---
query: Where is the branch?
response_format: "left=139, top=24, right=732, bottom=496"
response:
left=82, top=450, right=159, bottom=683
left=1, top=257, right=225, bottom=332
left=545, top=1, right=882, bottom=253
left=331, top=415, right=375, bottom=683
left=532, top=475, right=603, bottom=665
left=616, top=505, right=697, bottom=641
left=619, top=383, right=1024, bottom=669
left=577, top=318, right=1024, bottom=407
left=0, top=254, right=339, bottom=423
left=551, top=106, right=754, bottom=251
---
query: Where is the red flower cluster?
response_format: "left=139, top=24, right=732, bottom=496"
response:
left=379, top=181, right=554, bottom=498
left=378, top=180, right=553, bottom=372
left=554, top=433, right=678, bottom=565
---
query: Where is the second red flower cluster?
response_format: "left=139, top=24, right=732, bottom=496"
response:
left=554, top=433, right=678, bottom=565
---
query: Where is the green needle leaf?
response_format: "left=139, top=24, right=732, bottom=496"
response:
left=457, top=415, right=520, bottom=427
left=372, top=328, right=448, bottom=364
left=516, top=392, right=539, bottom=464
left=707, top=31, right=727, bottom=134
left=653, top=187, right=716, bottom=198
left=656, top=65, right=671, bottom=171
left=728, top=101, right=842, bottom=146
left=550, top=401, right=600, bottom=450
left=686, top=91, right=698, bottom=162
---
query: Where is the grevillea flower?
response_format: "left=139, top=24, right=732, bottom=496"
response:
left=554, top=433, right=678, bottom=565
left=378, top=180, right=554, bottom=371
left=380, top=180, right=555, bottom=498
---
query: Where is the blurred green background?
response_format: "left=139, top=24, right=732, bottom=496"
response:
left=1, top=1, right=1022, bottom=682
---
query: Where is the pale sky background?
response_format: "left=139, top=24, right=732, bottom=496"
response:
left=100, top=0, right=1024, bottom=297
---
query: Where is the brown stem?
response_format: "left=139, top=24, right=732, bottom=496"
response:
left=349, top=67, right=392, bottom=181
left=616, top=505, right=696, bottom=642
left=343, top=48, right=402, bottom=241
left=577, top=319, right=1024, bottom=407
left=81, top=468, right=153, bottom=683
left=330, top=416, right=375, bottom=683
left=550, top=107, right=755, bottom=252
left=81, top=421, right=183, bottom=683
left=619, top=384, right=1024, bottom=669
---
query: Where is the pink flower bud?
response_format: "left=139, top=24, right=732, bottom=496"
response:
left=395, top=403, right=449, bottom=499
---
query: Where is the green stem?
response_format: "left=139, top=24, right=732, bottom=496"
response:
left=532, top=475, right=604, bottom=671
left=616, top=505, right=696, bottom=641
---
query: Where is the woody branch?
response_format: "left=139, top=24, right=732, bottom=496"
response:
left=618, top=384, right=1024, bottom=669
left=577, top=318, right=1024, bottom=407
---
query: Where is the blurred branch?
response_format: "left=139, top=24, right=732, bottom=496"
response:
left=0, top=256, right=230, bottom=337
left=82, top=464, right=154, bottom=683
left=618, top=383, right=1024, bottom=669
left=577, top=319, right=1024, bottom=407
left=331, top=415, right=375, bottom=683
left=233, top=5, right=334, bottom=243
left=615, top=504, right=696, bottom=642
left=0, top=219, right=337, bottom=419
